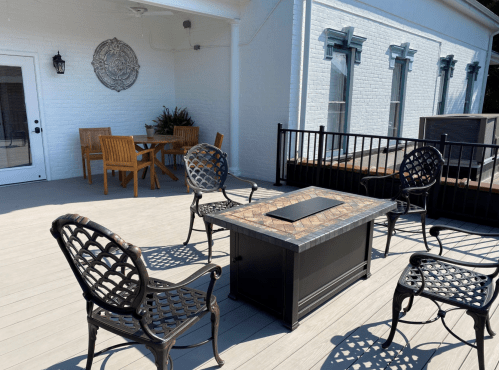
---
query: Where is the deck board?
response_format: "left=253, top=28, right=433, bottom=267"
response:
left=0, top=171, right=497, bottom=370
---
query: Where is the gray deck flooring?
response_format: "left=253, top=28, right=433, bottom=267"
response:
left=0, top=168, right=498, bottom=370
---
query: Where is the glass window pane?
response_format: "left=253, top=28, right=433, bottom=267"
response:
left=388, top=102, right=400, bottom=137
left=390, top=62, right=402, bottom=102
left=0, top=66, right=31, bottom=169
left=388, top=61, right=404, bottom=137
left=327, top=52, right=348, bottom=151
left=329, top=52, right=347, bottom=103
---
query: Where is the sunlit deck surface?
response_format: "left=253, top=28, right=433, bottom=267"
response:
left=1, top=168, right=498, bottom=370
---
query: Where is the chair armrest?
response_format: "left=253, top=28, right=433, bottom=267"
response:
left=146, top=263, right=222, bottom=293
left=429, top=225, right=499, bottom=256
left=360, top=173, right=398, bottom=184
left=401, top=180, right=436, bottom=196
left=136, top=148, right=154, bottom=156
left=228, top=172, right=258, bottom=202
left=409, top=252, right=499, bottom=270
left=360, top=173, right=397, bottom=196
left=430, top=225, right=499, bottom=238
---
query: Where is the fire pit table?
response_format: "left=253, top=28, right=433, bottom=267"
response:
left=204, top=186, right=396, bottom=330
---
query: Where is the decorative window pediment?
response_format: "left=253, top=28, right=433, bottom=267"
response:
left=325, top=27, right=366, bottom=64
left=439, top=55, right=458, bottom=78
left=466, top=61, right=481, bottom=81
left=388, top=43, right=417, bottom=71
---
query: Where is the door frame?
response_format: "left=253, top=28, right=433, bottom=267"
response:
left=0, top=49, right=51, bottom=182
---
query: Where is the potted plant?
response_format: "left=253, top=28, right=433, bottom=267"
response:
left=145, top=124, right=155, bottom=138
left=153, top=106, right=194, bottom=135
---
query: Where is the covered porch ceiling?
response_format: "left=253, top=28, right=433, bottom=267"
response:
left=114, top=0, right=247, bottom=20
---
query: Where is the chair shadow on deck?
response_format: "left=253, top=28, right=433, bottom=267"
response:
left=140, top=240, right=229, bottom=271
left=370, top=216, right=442, bottom=261
left=318, top=319, right=470, bottom=370
left=44, top=343, right=149, bottom=370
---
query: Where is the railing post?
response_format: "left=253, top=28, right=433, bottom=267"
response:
left=429, top=133, right=447, bottom=218
left=315, top=125, right=325, bottom=186
left=274, top=123, right=283, bottom=186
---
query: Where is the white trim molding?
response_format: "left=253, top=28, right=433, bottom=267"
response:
left=388, top=42, right=417, bottom=71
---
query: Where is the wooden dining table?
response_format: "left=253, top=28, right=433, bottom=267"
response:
left=122, top=135, right=183, bottom=190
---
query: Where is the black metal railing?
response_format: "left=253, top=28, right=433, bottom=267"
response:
left=274, top=123, right=499, bottom=225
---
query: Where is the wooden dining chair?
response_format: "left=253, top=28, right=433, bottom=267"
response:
left=161, top=126, right=199, bottom=170
left=214, top=132, right=224, bottom=149
left=99, top=136, right=155, bottom=198
left=185, top=132, right=224, bottom=193
left=79, top=127, right=114, bottom=184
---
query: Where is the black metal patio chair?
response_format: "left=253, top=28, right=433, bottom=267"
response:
left=183, top=143, right=258, bottom=262
left=382, top=225, right=499, bottom=370
left=50, top=214, right=224, bottom=370
left=360, top=146, right=444, bottom=257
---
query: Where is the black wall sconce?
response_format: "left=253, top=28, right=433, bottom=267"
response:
left=52, top=51, right=65, bottom=74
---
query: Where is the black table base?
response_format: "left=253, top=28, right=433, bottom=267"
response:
left=228, top=220, right=374, bottom=330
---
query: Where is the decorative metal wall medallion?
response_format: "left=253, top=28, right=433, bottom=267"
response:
left=91, top=38, right=140, bottom=92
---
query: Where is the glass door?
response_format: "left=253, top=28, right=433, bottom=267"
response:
left=0, top=54, right=45, bottom=185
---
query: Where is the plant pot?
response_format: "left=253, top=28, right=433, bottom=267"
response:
left=146, top=128, right=155, bottom=138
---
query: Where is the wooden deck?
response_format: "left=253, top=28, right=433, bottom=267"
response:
left=1, top=169, right=498, bottom=370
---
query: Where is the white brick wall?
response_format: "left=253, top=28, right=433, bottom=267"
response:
left=1, top=0, right=494, bottom=185
left=302, top=0, right=491, bottom=140
left=171, top=14, right=231, bottom=151
left=238, top=0, right=295, bottom=181
left=0, top=0, right=176, bottom=181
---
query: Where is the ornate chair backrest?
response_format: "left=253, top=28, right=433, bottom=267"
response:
left=214, top=132, right=224, bottom=149
left=399, top=146, right=444, bottom=190
left=172, top=126, right=199, bottom=150
left=99, top=136, right=136, bottom=168
left=184, top=143, right=229, bottom=191
left=79, top=127, right=112, bottom=153
left=50, top=214, right=149, bottom=316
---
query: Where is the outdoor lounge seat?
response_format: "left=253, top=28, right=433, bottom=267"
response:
left=161, top=126, right=199, bottom=170
left=360, top=146, right=444, bottom=257
left=99, top=135, right=155, bottom=198
left=382, top=225, right=499, bottom=370
left=184, top=132, right=224, bottom=193
left=79, top=127, right=114, bottom=184
left=50, top=214, right=224, bottom=370
left=183, top=143, right=257, bottom=262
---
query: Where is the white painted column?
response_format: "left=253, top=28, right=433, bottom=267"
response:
left=229, top=19, right=241, bottom=175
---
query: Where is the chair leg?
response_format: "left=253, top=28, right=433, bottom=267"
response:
left=385, top=213, right=400, bottom=258
left=103, top=168, right=108, bottom=195
left=204, top=220, right=214, bottom=263
left=486, top=312, right=496, bottom=337
left=146, top=342, right=174, bottom=370
left=162, top=152, right=166, bottom=175
left=112, top=170, right=115, bottom=177
left=184, top=211, right=196, bottom=246
left=421, top=213, right=430, bottom=252
left=133, top=171, right=138, bottom=197
left=82, top=155, right=87, bottom=179
left=85, top=324, right=99, bottom=370
left=403, top=294, right=414, bottom=314
left=382, top=289, right=412, bottom=349
left=467, top=311, right=487, bottom=370
left=173, top=155, right=177, bottom=170
left=87, top=156, right=93, bottom=184
left=150, top=163, right=156, bottom=190
left=211, top=301, right=225, bottom=367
